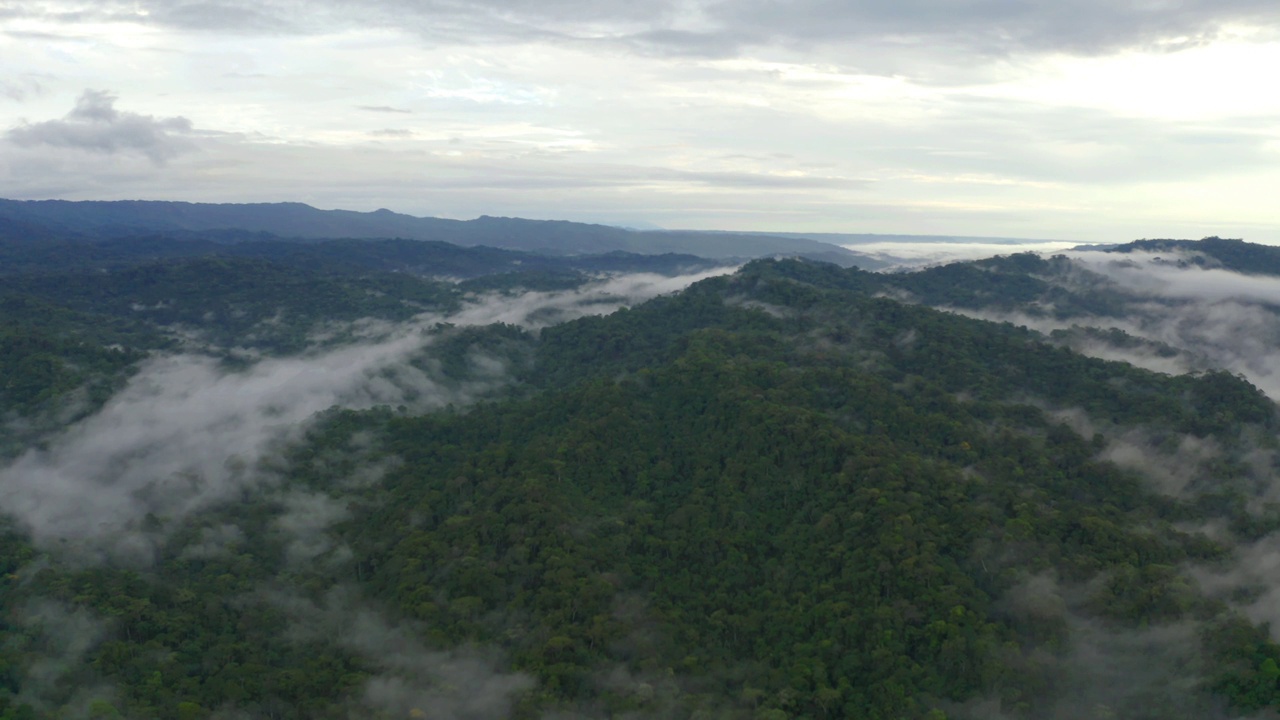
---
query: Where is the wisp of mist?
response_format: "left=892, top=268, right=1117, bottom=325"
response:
left=0, top=268, right=734, bottom=561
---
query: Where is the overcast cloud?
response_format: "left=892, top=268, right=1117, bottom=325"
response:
left=1, top=0, right=1278, bottom=240
left=11, top=0, right=1280, bottom=56
left=7, top=89, right=195, bottom=163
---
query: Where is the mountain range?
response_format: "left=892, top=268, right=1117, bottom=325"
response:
left=0, top=199, right=874, bottom=267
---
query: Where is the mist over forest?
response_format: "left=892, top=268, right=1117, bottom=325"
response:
left=7, top=204, right=1280, bottom=720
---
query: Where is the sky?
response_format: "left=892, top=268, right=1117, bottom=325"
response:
left=1, top=1, right=1279, bottom=243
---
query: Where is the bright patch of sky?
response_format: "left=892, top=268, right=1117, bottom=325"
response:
left=2, top=1, right=1279, bottom=245
left=848, top=241, right=1086, bottom=268
left=984, top=30, right=1280, bottom=121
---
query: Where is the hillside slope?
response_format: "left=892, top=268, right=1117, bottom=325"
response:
left=3, top=251, right=1280, bottom=720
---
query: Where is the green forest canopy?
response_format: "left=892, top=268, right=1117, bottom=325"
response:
left=3, top=244, right=1280, bottom=720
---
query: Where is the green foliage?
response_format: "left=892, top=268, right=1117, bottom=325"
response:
left=0, top=325, right=139, bottom=415
left=4, top=247, right=1280, bottom=720
left=5, top=256, right=460, bottom=353
left=457, top=269, right=589, bottom=293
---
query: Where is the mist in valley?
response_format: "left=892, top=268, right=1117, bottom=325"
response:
left=0, top=268, right=734, bottom=561
left=10, top=241, right=1280, bottom=719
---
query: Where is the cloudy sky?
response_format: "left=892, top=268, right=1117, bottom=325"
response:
left=2, top=0, right=1279, bottom=242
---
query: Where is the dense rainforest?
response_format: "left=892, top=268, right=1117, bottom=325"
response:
left=4, top=223, right=1280, bottom=720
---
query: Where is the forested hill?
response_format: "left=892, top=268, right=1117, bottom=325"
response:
left=6, top=243, right=1280, bottom=719
left=1104, top=236, right=1280, bottom=275
left=842, top=238, right=1280, bottom=395
left=0, top=199, right=869, bottom=266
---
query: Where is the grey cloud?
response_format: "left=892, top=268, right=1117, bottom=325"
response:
left=7, top=0, right=664, bottom=39
left=2, top=1, right=303, bottom=33
left=708, top=0, right=1280, bottom=59
left=6, top=89, right=196, bottom=164
left=358, top=105, right=413, bottom=114
left=67, top=90, right=118, bottom=122
left=2, top=28, right=80, bottom=40
left=1, top=76, right=47, bottom=102
left=20, top=0, right=1280, bottom=65
left=146, top=1, right=298, bottom=32
left=617, top=28, right=753, bottom=59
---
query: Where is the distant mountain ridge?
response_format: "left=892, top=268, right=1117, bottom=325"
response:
left=696, top=229, right=1072, bottom=246
left=0, top=232, right=723, bottom=280
left=0, top=198, right=872, bottom=266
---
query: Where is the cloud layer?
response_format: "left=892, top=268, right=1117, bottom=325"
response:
left=4, top=1, right=1280, bottom=239
left=10, top=0, right=1280, bottom=59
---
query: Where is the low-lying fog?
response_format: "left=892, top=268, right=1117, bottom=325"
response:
left=0, top=268, right=735, bottom=560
